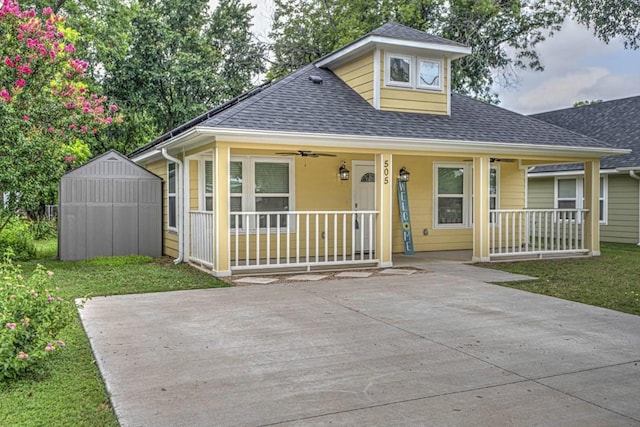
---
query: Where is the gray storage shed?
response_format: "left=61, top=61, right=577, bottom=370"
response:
left=59, top=149, right=162, bottom=261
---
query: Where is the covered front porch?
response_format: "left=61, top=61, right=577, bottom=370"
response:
left=177, top=143, right=602, bottom=277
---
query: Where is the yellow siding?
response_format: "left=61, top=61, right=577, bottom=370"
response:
left=146, top=159, right=178, bottom=258
left=333, top=53, right=374, bottom=105
left=189, top=159, right=199, bottom=210
left=498, top=162, right=526, bottom=209
left=379, top=50, right=448, bottom=115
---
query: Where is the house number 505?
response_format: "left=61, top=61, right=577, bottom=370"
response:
left=383, top=160, right=389, bottom=184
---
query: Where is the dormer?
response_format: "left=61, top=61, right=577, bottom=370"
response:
left=315, top=22, right=471, bottom=116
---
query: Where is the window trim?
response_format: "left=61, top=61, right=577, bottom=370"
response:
left=384, top=52, right=443, bottom=92
left=199, top=158, right=214, bottom=212
left=417, top=57, right=442, bottom=91
left=434, top=162, right=472, bottom=229
left=167, top=162, right=177, bottom=231
left=385, top=52, right=413, bottom=88
left=230, top=155, right=295, bottom=233
left=553, top=176, right=607, bottom=224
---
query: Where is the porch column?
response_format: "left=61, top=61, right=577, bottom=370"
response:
left=213, top=143, right=231, bottom=276
left=584, top=159, right=601, bottom=256
left=376, top=152, right=393, bottom=267
left=472, top=156, right=491, bottom=262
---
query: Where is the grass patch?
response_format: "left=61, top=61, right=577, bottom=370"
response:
left=482, top=242, right=640, bottom=316
left=1, top=240, right=229, bottom=426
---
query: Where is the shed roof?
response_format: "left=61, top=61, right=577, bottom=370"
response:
left=530, top=96, right=640, bottom=172
left=64, top=149, right=161, bottom=179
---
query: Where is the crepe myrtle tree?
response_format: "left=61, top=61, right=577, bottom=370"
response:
left=0, top=0, right=120, bottom=231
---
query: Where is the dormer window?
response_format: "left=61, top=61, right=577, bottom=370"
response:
left=385, top=52, right=442, bottom=92
left=388, top=54, right=412, bottom=87
left=418, top=58, right=441, bottom=90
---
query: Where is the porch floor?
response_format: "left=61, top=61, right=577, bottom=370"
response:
left=393, top=250, right=473, bottom=267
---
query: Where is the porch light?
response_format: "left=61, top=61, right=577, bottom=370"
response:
left=399, top=166, right=410, bottom=182
left=339, top=161, right=350, bottom=181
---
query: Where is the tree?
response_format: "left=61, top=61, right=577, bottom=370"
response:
left=0, top=0, right=119, bottom=230
left=268, top=0, right=639, bottom=103
left=101, top=0, right=266, bottom=148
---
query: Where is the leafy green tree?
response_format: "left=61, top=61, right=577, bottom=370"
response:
left=101, top=0, right=266, bottom=148
left=0, top=0, right=119, bottom=230
left=268, top=0, right=639, bottom=102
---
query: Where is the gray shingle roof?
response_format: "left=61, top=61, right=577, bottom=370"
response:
left=368, top=22, right=467, bottom=48
left=201, top=64, right=611, bottom=149
left=531, top=96, right=640, bottom=172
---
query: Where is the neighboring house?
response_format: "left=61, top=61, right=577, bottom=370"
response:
left=529, top=96, right=640, bottom=246
left=129, top=23, right=628, bottom=277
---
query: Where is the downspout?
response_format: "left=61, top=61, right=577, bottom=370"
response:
left=161, top=148, right=184, bottom=264
left=629, top=170, right=640, bottom=246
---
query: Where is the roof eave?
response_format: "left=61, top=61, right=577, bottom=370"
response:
left=316, top=35, right=471, bottom=69
left=144, top=126, right=630, bottom=160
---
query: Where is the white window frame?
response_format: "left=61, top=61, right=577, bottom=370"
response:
left=434, top=162, right=472, bottom=229
left=417, top=57, right=442, bottom=91
left=384, top=52, right=443, bottom=92
left=230, top=155, right=295, bottom=233
left=554, top=176, right=607, bottom=224
left=167, top=162, right=177, bottom=231
left=199, top=158, right=214, bottom=212
left=385, top=53, right=413, bottom=88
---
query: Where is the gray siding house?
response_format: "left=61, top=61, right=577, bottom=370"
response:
left=529, top=96, right=640, bottom=245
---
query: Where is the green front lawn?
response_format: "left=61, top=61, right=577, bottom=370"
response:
left=482, top=242, right=640, bottom=316
left=0, top=240, right=228, bottom=427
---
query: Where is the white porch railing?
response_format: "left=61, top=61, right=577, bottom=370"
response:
left=188, top=210, right=378, bottom=272
left=190, top=211, right=214, bottom=267
left=490, top=209, right=588, bottom=258
left=230, top=210, right=378, bottom=271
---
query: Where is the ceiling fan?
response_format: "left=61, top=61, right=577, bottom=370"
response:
left=275, top=150, right=336, bottom=158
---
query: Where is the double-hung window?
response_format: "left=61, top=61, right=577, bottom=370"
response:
left=230, top=156, right=294, bottom=231
left=167, top=162, right=177, bottom=230
left=201, top=160, right=213, bottom=211
left=555, top=176, right=607, bottom=223
left=435, top=163, right=499, bottom=228
left=435, top=165, right=467, bottom=226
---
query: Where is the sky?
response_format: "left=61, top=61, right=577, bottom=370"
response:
left=214, top=0, right=640, bottom=115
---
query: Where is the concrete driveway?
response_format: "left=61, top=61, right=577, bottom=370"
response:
left=79, top=271, right=640, bottom=426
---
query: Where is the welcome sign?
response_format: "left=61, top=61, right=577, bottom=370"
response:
left=397, top=179, right=414, bottom=255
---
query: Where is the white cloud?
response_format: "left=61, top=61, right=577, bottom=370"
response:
left=496, top=18, right=640, bottom=114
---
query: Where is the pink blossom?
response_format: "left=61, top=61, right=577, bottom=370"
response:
left=105, top=116, right=113, bottom=124
left=69, top=124, right=76, bottom=130
left=22, top=115, right=29, bottom=121
left=64, top=44, right=76, bottom=53
left=18, top=351, right=28, bottom=360
left=79, top=87, right=86, bottom=93
left=64, top=155, right=76, bottom=163
left=17, top=65, right=33, bottom=75
left=0, top=90, right=10, bottom=103
left=15, top=79, right=25, bottom=88
left=42, top=6, right=53, bottom=15
left=55, top=340, right=66, bottom=348
left=47, top=126, right=55, bottom=132
left=45, top=343, right=55, bottom=352
left=81, top=125, right=87, bottom=133
left=14, top=55, right=21, bottom=62
left=109, top=104, right=119, bottom=112
left=5, top=323, right=16, bottom=329
left=4, top=57, right=14, bottom=67
left=46, top=295, right=54, bottom=301
left=91, top=128, right=97, bottom=134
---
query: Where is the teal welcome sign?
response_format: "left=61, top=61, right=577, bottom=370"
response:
left=397, top=179, right=414, bottom=255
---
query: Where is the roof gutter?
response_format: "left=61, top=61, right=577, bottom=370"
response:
left=161, top=148, right=184, bottom=264
left=629, top=170, right=640, bottom=246
left=165, top=127, right=630, bottom=159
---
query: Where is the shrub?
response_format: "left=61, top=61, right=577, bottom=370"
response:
left=0, top=253, right=76, bottom=380
left=29, top=217, right=57, bottom=240
left=0, top=218, right=36, bottom=260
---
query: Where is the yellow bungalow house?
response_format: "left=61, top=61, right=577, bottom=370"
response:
left=129, top=23, right=628, bottom=277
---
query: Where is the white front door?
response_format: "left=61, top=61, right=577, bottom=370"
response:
left=352, top=161, right=376, bottom=253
